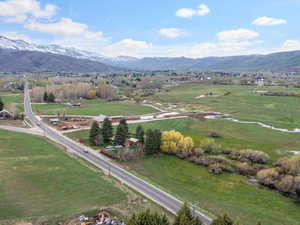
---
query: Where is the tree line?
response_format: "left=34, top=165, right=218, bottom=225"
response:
left=127, top=203, right=262, bottom=225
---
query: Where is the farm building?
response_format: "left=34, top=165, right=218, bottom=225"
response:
left=0, top=110, right=13, bottom=120
left=49, top=118, right=60, bottom=125
left=94, top=114, right=107, bottom=123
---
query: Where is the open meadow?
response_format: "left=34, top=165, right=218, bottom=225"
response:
left=0, top=129, right=128, bottom=224
left=151, top=84, right=300, bottom=129
left=123, top=155, right=300, bottom=225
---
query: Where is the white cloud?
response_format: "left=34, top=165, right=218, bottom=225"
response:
left=98, top=27, right=264, bottom=58
left=101, top=39, right=153, bottom=57
left=24, top=18, right=103, bottom=40
left=159, top=28, right=188, bottom=38
left=176, top=4, right=210, bottom=18
left=0, top=0, right=57, bottom=21
left=5, top=15, right=27, bottom=23
left=281, top=40, right=300, bottom=51
left=176, top=8, right=196, bottom=18
left=252, top=16, right=287, bottom=26
left=217, top=29, right=259, bottom=41
left=197, top=4, right=210, bottom=16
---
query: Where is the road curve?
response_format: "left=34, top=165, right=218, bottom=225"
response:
left=24, top=83, right=212, bottom=225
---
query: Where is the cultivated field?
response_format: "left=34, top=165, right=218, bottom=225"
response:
left=29, top=99, right=158, bottom=116
left=0, top=129, right=127, bottom=223
left=151, top=84, right=300, bottom=129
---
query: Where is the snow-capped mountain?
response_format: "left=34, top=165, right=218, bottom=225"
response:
left=0, top=35, right=109, bottom=62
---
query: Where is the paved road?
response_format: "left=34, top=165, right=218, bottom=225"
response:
left=24, top=83, right=212, bottom=225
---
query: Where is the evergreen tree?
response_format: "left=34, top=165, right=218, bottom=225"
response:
left=153, top=129, right=162, bottom=153
left=43, top=92, right=48, bottom=102
left=102, top=118, right=113, bottom=143
left=211, top=214, right=234, bottom=225
left=145, top=129, right=155, bottom=155
left=89, top=121, right=100, bottom=145
left=145, top=129, right=161, bottom=155
left=174, top=203, right=195, bottom=225
left=136, top=125, right=145, bottom=143
left=119, top=119, right=129, bottom=137
left=0, top=97, right=3, bottom=111
left=127, top=209, right=170, bottom=225
left=114, top=122, right=127, bottom=146
left=48, top=93, right=56, bottom=103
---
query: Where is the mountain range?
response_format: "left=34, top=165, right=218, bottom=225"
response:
left=0, top=35, right=300, bottom=72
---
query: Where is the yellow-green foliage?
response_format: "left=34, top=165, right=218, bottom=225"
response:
left=161, top=130, right=194, bottom=154
left=199, top=138, right=221, bottom=154
left=87, top=89, right=97, bottom=99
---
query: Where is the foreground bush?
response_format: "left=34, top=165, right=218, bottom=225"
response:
left=235, top=162, right=257, bottom=176
left=257, top=168, right=280, bottom=187
left=230, top=150, right=269, bottom=164
left=274, top=175, right=295, bottom=194
left=274, top=155, right=300, bottom=176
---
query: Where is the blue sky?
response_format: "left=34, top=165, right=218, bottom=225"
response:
left=0, top=0, right=300, bottom=57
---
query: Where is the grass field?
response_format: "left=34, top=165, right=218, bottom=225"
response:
left=0, top=129, right=127, bottom=223
left=151, top=84, right=300, bottom=129
left=1, top=94, right=24, bottom=104
left=68, top=118, right=300, bottom=160
left=123, top=155, right=300, bottom=225
left=28, top=99, right=158, bottom=116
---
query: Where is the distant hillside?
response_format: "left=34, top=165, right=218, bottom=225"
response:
left=108, top=51, right=300, bottom=72
left=0, top=35, right=299, bottom=72
left=0, top=49, right=119, bottom=73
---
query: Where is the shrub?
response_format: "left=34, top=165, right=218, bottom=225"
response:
left=257, top=168, right=280, bottom=187
left=235, top=162, right=257, bottom=176
left=208, top=163, right=229, bottom=175
left=288, top=155, right=300, bottom=176
left=230, top=149, right=269, bottom=164
left=193, top=148, right=204, bottom=157
left=275, top=175, right=295, bottom=194
left=223, top=148, right=234, bottom=155
left=275, top=155, right=300, bottom=176
left=199, top=138, right=221, bottom=154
